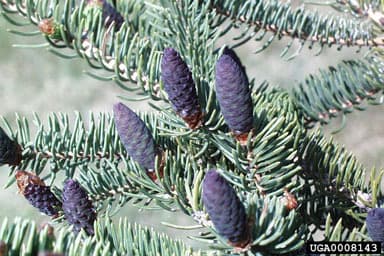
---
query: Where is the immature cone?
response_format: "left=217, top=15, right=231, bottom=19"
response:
left=215, top=47, right=253, bottom=145
left=161, top=47, right=203, bottom=129
left=87, top=0, right=124, bottom=30
left=15, top=171, right=62, bottom=217
left=113, top=102, right=161, bottom=180
left=366, top=208, right=384, bottom=247
left=202, top=169, right=249, bottom=248
left=0, top=127, right=22, bottom=166
left=62, top=179, right=96, bottom=236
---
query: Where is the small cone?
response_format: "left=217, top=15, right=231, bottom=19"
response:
left=87, top=0, right=124, bottom=30
left=15, top=171, right=62, bottom=217
left=62, top=179, right=96, bottom=235
left=202, top=169, right=250, bottom=248
left=161, top=47, right=203, bottom=129
left=0, top=127, right=22, bottom=166
left=215, top=47, right=253, bottom=145
left=366, top=208, right=384, bottom=247
left=113, top=102, right=162, bottom=181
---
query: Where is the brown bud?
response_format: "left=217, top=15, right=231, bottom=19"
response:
left=281, top=188, right=298, bottom=211
left=15, top=170, right=45, bottom=194
left=38, top=223, right=54, bottom=237
left=38, top=19, right=55, bottom=36
left=0, top=241, right=7, bottom=256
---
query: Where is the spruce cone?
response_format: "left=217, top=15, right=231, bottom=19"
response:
left=113, top=102, right=161, bottom=180
left=15, top=171, right=62, bottom=217
left=87, top=0, right=124, bottom=30
left=215, top=48, right=253, bottom=144
left=24, top=184, right=62, bottom=217
left=62, top=179, right=96, bottom=236
left=161, top=47, right=203, bottom=129
left=0, top=127, right=22, bottom=166
left=202, top=169, right=249, bottom=248
left=366, top=208, right=384, bottom=247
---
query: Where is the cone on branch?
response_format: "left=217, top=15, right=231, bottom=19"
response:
left=161, top=47, right=203, bottom=129
left=202, top=169, right=250, bottom=248
left=62, top=179, right=96, bottom=236
left=366, top=208, right=384, bottom=247
left=15, top=171, right=62, bottom=218
left=113, top=102, right=163, bottom=181
left=87, top=0, right=124, bottom=30
left=0, top=127, right=22, bottom=166
left=215, top=47, right=253, bottom=145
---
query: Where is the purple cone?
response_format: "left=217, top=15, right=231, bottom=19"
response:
left=366, top=208, right=384, bottom=247
left=113, top=102, right=157, bottom=170
left=24, top=184, right=62, bottom=217
left=102, top=0, right=124, bottom=30
left=215, top=47, right=253, bottom=134
left=161, top=48, right=202, bottom=129
left=87, top=0, right=124, bottom=30
left=62, top=179, right=96, bottom=235
left=0, top=127, right=22, bottom=166
left=202, top=169, right=249, bottom=246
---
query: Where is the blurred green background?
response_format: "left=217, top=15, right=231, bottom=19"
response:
left=1, top=3, right=384, bottom=247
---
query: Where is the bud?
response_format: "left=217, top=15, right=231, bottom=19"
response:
left=0, top=241, right=7, bottom=256
left=366, top=208, right=384, bottom=247
left=38, top=19, right=62, bottom=40
left=62, top=179, right=96, bottom=235
left=15, top=171, right=62, bottom=217
left=202, top=169, right=249, bottom=248
left=113, top=102, right=161, bottom=180
left=38, top=223, right=55, bottom=237
left=281, top=188, right=298, bottom=211
left=0, top=127, right=22, bottom=166
left=161, top=48, right=203, bottom=129
left=215, top=47, right=253, bottom=145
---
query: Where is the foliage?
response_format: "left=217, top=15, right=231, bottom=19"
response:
left=1, top=0, right=384, bottom=255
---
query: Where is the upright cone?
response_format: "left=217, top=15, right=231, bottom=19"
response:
left=113, top=102, right=161, bottom=180
left=366, top=208, right=384, bottom=247
left=62, top=179, right=96, bottom=235
left=87, top=0, right=124, bottom=30
left=15, top=171, right=62, bottom=217
left=215, top=47, right=253, bottom=145
left=202, top=169, right=249, bottom=248
left=0, top=127, right=22, bottom=166
left=161, top=47, right=203, bottom=129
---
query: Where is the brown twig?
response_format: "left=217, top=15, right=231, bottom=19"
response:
left=28, top=149, right=124, bottom=161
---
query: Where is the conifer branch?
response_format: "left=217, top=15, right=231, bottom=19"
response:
left=293, top=49, right=384, bottom=126
left=209, top=0, right=384, bottom=55
left=0, top=217, right=193, bottom=255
